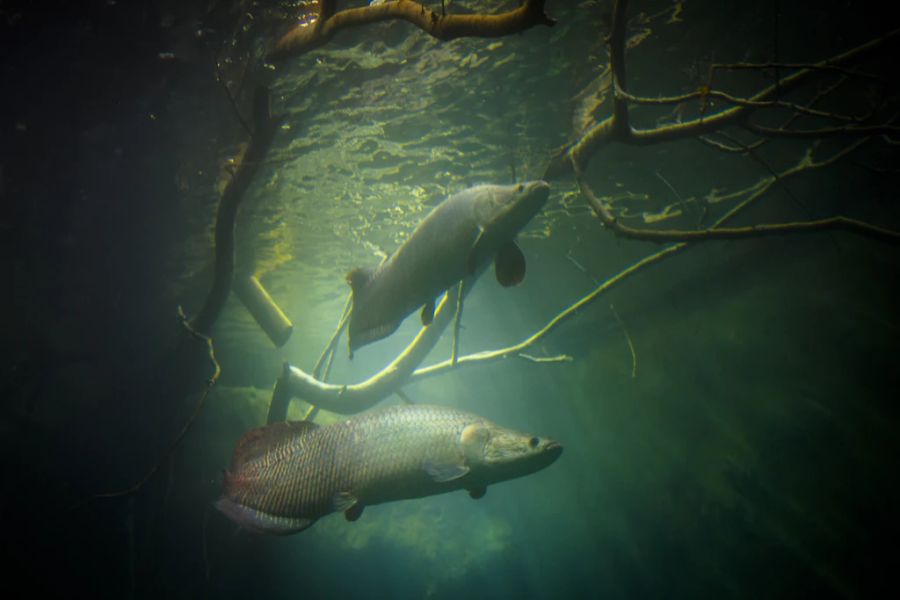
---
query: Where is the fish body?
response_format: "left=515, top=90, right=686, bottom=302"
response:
left=346, top=181, right=550, bottom=354
left=215, top=404, right=562, bottom=535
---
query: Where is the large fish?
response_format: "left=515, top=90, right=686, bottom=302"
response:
left=346, top=181, right=551, bottom=354
left=215, top=404, right=562, bottom=535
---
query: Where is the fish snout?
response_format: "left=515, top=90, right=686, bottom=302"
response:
left=525, top=180, right=550, bottom=200
left=544, top=439, right=563, bottom=459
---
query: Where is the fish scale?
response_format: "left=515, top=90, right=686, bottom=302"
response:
left=215, top=404, right=562, bottom=535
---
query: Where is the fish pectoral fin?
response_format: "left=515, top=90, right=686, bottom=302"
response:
left=345, top=503, right=365, bottom=522
left=467, top=486, right=487, bottom=500
left=420, top=298, right=435, bottom=326
left=424, top=460, right=470, bottom=482
left=494, top=240, right=526, bottom=287
left=332, top=490, right=359, bottom=513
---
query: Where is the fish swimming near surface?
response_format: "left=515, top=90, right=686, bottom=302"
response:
left=215, top=404, right=562, bottom=535
left=346, top=181, right=551, bottom=355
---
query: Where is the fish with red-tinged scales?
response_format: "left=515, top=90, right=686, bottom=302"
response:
left=346, top=181, right=551, bottom=356
left=215, top=404, right=563, bottom=535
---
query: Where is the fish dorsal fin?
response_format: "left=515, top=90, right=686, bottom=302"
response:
left=494, top=240, right=526, bottom=287
left=231, top=421, right=318, bottom=469
left=345, top=267, right=375, bottom=296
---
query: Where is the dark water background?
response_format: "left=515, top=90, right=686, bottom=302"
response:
left=2, top=1, right=899, bottom=598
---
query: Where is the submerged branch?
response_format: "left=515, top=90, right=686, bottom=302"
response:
left=191, top=87, right=283, bottom=335
left=269, top=0, right=556, bottom=62
left=312, top=292, right=352, bottom=381
left=278, top=279, right=473, bottom=415
left=545, top=15, right=900, bottom=177
left=580, top=138, right=899, bottom=243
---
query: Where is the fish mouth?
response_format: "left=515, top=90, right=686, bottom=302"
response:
left=525, top=180, right=550, bottom=202
left=529, top=180, right=550, bottom=193
left=544, top=440, right=563, bottom=460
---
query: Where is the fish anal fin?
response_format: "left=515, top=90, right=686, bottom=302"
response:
left=494, top=240, right=526, bottom=287
left=468, top=486, right=487, bottom=500
left=420, top=299, right=435, bottom=326
left=424, top=460, right=470, bottom=483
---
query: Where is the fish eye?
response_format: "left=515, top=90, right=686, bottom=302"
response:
left=529, top=436, right=539, bottom=448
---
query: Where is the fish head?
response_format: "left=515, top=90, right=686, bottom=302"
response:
left=461, top=421, right=562, bottom=483
left=472, top=180, right=550, bottom=239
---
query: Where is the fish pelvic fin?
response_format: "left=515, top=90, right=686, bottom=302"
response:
left=344, top=503, right=365, bottom=522
left=468, top=486, right=487, bottom=500
left=215, top=497, right=315, bottom=535
left=332, top=491, right=359, bottom=513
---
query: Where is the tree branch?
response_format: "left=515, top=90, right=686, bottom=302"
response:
left=268, top=0, right=556, bottom=62
left=278, top=278, right=474, bottom=415
left=547, top=20, right=900, bottom=176
left=191, top=87, right=283, bottom=335
left=580, top=138, right=899, bottom=243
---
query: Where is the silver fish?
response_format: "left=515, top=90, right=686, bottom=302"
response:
left=346, top=181, right=551, bottom=354
left=215, top=404, right=562, bottom=535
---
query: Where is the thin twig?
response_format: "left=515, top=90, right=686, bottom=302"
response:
left=618, top=86, right=865, bottom=123
left=710, top=61, right=885, bottom=84
left=655, top=171, right=685, bottom=204
left=213, top=52, right=253, bottom=137
left=609, top=303, right=637, bottom=378
left=69, top=308, right=221, bottom=511
left=313, top=292, right=353, bottom=380
left=451, top=280, right=466, bottom=367
left=565, top=248, right=600, bottom=284
left=517, top=353, right=573, bottom=363
left=582, top=138, right=900, bottom=243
